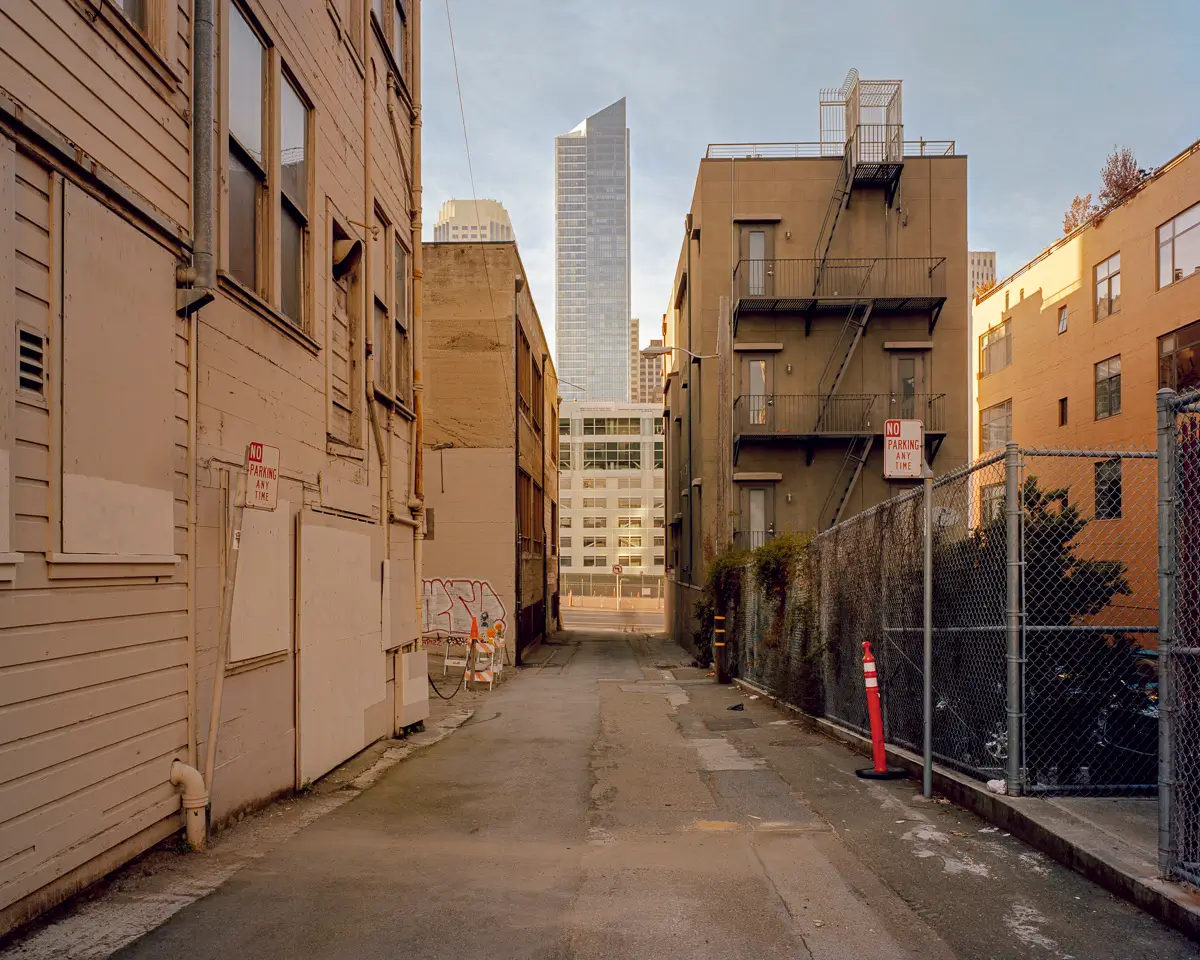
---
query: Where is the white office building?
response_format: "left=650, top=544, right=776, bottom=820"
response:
left=558, top=399, right=665, bottom=597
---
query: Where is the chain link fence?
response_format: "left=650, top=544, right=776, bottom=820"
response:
left=1163, top=389, right=1200, bottom=884
left=728, top=442, right=1159, bottom=798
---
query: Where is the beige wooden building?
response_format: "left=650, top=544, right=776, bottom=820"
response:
left=421, top=242, right=559, bottom=660
left=661, top=72, right=969, bottom=648
left=1, top=0, right=427, bottom=935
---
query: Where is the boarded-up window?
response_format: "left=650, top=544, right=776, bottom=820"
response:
left=61, top=184, right=175, bottom=555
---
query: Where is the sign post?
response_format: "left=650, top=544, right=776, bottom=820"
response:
left=612, top=564, right=623, bottom=610
left=884, top=420, right=933, bottom=797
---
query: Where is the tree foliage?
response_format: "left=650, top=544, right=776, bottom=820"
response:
left=974, top=277, right=998, bottom=298
left=1099, top=146, right=1143, bottom=207
left=1062, top=193, right=1099, bottom=235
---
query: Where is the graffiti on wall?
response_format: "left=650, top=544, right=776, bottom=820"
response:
left=422, top=578, right=507, bottom=639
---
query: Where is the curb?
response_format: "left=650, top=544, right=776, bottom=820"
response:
left=733, top=677, right=1200, bottom=942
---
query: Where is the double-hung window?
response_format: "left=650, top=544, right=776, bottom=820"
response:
left=228, top=4, right=267, bottom=294
left=1095, top=253, right=1121, bottom=320
left=1095, top=356, right=1122, bottom=420
left=979, top=321, right=1011, bottom=377
left=279, top=75, right=309, bottom=326
left=1159, top=202, right=1200, bottom=289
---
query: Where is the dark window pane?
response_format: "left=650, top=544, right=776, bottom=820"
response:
left=1178, top=345, right=1200, bottom=393
left=281, top=79, right=308, bottom=212
left=374, top=300, right=387, bottom=389
left=1161, top=240, right=1174, bottom=289
left=281, top=205, right=303, bottom=325
left=1109, top=270, right=1121, bottom=313
left=229, top=5, right=264, bottom=164
left=228, top=148, right=258, bottom=290
left=1095, top=460, right=1123, bottom=520
left=1110, top=374, right=1121, bottom=416
left=123, top=0, right=148, bottom=31
left=394, top=240, right=407, bottom=329
left=393, top=2, right=406, bottom=68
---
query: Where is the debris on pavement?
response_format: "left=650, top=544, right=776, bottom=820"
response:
left=986, top=779, right=1008, bottom=795
left=727, top=703, right=745, bottom=711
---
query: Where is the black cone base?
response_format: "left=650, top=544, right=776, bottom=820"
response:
left=856, top=767, right=907, bottom=780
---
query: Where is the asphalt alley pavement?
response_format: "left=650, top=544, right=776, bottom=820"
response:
left=14, top=631, right=1197, bottom=959
left=559, top=606, right=665, bottom=634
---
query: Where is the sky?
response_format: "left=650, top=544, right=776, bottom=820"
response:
left=421, top=0, right=1200, bottom=354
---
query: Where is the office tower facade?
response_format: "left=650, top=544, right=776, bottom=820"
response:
left=555, top=98, right=631, bottom=401
left=433, top=198, right=515, bottom=243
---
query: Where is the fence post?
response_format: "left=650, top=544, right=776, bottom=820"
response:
left=922, top=462, right=934, bottom=799
left=1157, top=388, right=1177, bottom=879
left=1004, top=441, right=1023, bottom=797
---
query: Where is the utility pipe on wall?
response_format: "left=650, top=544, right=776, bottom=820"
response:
left=409, top=0, right=426, bottom=650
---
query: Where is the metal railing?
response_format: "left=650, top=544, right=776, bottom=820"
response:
left=849, top=124, right=903, bottom=165
left=733, top=257, right=946, bottom=304
left=734, top=529, right=773, bottom=551
left=734, top=394, right=945, bottom=438
left=705, top=139, right=955, bottom=160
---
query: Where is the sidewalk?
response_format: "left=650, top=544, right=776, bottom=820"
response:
left=736, top=676, right=1200, bottom=941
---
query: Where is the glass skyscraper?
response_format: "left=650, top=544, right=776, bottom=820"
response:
left=555, top=98, right=630, bottom=401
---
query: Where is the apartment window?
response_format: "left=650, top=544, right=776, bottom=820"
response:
left=618, top=535, right=642, bottom=548
left=980, top=399, right=1012, bottom=453
left=583, top=441, right=641, bottom=470
left=560, top=444, right=573, bottom=469
left=617, top=478, right=639, bottom=489
left=1058, top=397, right=1069, bottom=426
left=618, top=554, right=643, bottom=568
left=654, top=555, right=665, bottom=567
left=550, top=502, right=558, bottom=554
left=583, top=478, right=607, bottom=489
left=1159, top=319, right=1200, bottom=393
left=1159, top=202, right=1200, bottom=288
left=280, top=75, right=309, bottom=327
left=560, top=417, right=571, bottom=436
left=582, top=555, right=606, bottom=567
left=654, top=419, right=665, bottom=435
left=982, top=482, right=1005, bottom=523
left=560, top=537, right=572, bottom=549
left=1095, top=459, right=1123, bottom=520
left=1095, top=356, right=1122, bottom=420
left=582, top=497, right=606, bottom=508
left=654, top=441, right=664, bottom=469
left=653, top=476, right=665, bottom=489
left=560, top=477, right=572, bottom=490
left=583, top=516, right=606, bottom=529
left=517, top=330, right=532, bottom=417
left=1057, top=305, right=1068, bottom=335
left=1094, top=253, right=1121, bottom=320
left=653, top=516, right=666, bottom=529
left=227, top=4, right=266, bottom=292
left=393, top=238, right=412, bottom=405
left=653, top=535, right=666, bottom=547
left=617, top=516, right=642, bottom=529
left=560, top=516, right=571, bottom=529
left=583, top=536, right=606, bottom=548
left=561, top=556, right=572, bottom=567
left=560, top=498, right=572, bottom=509
left=618, top=497, right=642, bottom=509
left=653, top=497, right=664, bottom=509
left=979, top=321, right=1011, bottom=377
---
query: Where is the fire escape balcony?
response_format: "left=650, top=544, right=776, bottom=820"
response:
left=732, top=393, right=946, bottom=463
left=732, top=257, right=947, bottom=334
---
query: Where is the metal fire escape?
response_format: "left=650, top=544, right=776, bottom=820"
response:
left=814, top=72, right=904, bottom=528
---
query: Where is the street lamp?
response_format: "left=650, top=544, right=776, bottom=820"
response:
left=641, top=344, right=719, bottom=360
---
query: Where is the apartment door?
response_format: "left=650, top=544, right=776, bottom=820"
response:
left=739, top=224, right=775, bottom=297
left=740, top=355, right=774, bottom=430
left=891, top=351, right=928, bottom=420
left=739, top=485, right=775, bottom=550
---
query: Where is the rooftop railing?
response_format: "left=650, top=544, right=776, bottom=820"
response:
left=706, top=138, right=955, bottom=160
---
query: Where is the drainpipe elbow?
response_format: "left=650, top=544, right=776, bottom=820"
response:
left=170, top=760, right=209, bottom=850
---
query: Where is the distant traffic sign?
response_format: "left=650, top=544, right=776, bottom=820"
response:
left=883, top=419, right=923, bottom=480
left=612, top=564, right=623, bottom=576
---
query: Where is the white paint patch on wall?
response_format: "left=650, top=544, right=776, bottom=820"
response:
left=230, top=500, right=291, bottom=662
left=298, top=516, right=384, bottom=783
left=61, top=474, right=175, bottom=555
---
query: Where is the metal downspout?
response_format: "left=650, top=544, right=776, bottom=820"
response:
left=409, top=0, right=425, bottom=647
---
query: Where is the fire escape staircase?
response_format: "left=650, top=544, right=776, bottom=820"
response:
left=818, top=435, right=875, bottom=531
left=812, top=146, right=853, bottom=291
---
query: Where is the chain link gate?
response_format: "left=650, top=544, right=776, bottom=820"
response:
left=1162, top=388, right=1200, bottom=883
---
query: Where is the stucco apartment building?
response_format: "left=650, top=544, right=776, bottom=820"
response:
left=663, top=72, right=968, bottom=647
left=421, top=242, right=559, bottom=659
left=1, top=0, right=427, bottom=934
left=972, top=137, right=1200, bottom=639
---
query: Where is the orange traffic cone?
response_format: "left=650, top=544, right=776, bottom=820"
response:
left=469, top=616, right=480, bottom=640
